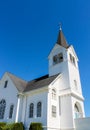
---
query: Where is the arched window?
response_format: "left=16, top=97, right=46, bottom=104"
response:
left=69, top=53, right=76, bottom=66
left=52, top=89, right=56, bottom=100
left=9, top=105, right=14, bottom=119
left=37, top=102, right=42, bottom=117
left=29, top=103, right=34, bottom=118
left=74, top=103, right=83, bottom=118
left=75, top=104, right=79, bottom=112
left=53, top=53, right=63, bottom=65
left=0, top=99, right=6, bottom=119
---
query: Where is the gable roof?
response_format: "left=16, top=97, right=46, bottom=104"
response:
left=6, top=72, right=59, bottom=92
left=7, top=72, right=27, bottom=92
left=24, top=74, right=59, bottom=92
left=57, top=29, right=69, bottom=48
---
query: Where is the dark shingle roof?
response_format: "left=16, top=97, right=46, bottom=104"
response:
left=7, top=72, right=59, bottom=92
left=7, top=72, right=27, bottom=92
left=57, top=29, right=69, bottom=48
left=24, top=74, right=59, bottom=92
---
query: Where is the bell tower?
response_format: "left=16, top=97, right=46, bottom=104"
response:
left=48, top=27, right=85, bottom=129
left=48, top=27, right=70, bottom=89
left=48, top=27, right=83, bottom=93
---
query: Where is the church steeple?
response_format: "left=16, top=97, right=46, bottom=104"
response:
left=57, top=28, right=69, bottom=48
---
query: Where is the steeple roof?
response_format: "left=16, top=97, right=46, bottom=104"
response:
left=57, top=29, right=69, bottom=48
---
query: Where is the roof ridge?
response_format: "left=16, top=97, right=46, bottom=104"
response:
left=6, top=72, right=27, bottom=83
left=28, top=74, right=48, bottom=83
left=24, top=73, right=60, bottom=92
left=6, top=72, right=27, bottom=92
left=28, top=73, right=59, bottom=83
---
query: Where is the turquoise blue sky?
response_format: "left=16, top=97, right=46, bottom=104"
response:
left=0, top=0, right=90, bottom=116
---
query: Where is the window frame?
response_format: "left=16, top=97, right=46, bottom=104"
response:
left=52, top=105, right=56, bottom=117
left=29, top=103, right=34, bottom=118
left=37, top=102, right=42, bottom=117
left=9, top=104, right=14, bottom=119
left=0, top=99, right=6, bottom=119
left=52, top=89, right=56, bottom=100
left=53, top=53, right=63, bottom=65
left=4, top=80, right=8, bottom=88
left=69, top=53, right=76, bottom=66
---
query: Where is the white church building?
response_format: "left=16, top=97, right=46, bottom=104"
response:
left=0, top=28, right=87, bottom=130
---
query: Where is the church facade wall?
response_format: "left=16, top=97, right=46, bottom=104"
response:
left=0, top=73, right=18, bottom=123
left=23, top=88, right=48, bottom=129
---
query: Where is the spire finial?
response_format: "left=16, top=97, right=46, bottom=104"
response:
left=59, top=22, right=62, bottom=30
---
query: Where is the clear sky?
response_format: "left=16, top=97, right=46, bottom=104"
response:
left=0, top=0, right=90, bottom=117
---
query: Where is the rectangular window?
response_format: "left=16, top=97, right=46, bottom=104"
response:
left=59, top=97, right=61, bottom=115
left=4, top=80, right=8, bottom=88
left=52, top=105, right=56, bottom=117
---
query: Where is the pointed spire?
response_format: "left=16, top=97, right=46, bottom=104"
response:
left=57, top=25, right=69, bottom=48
